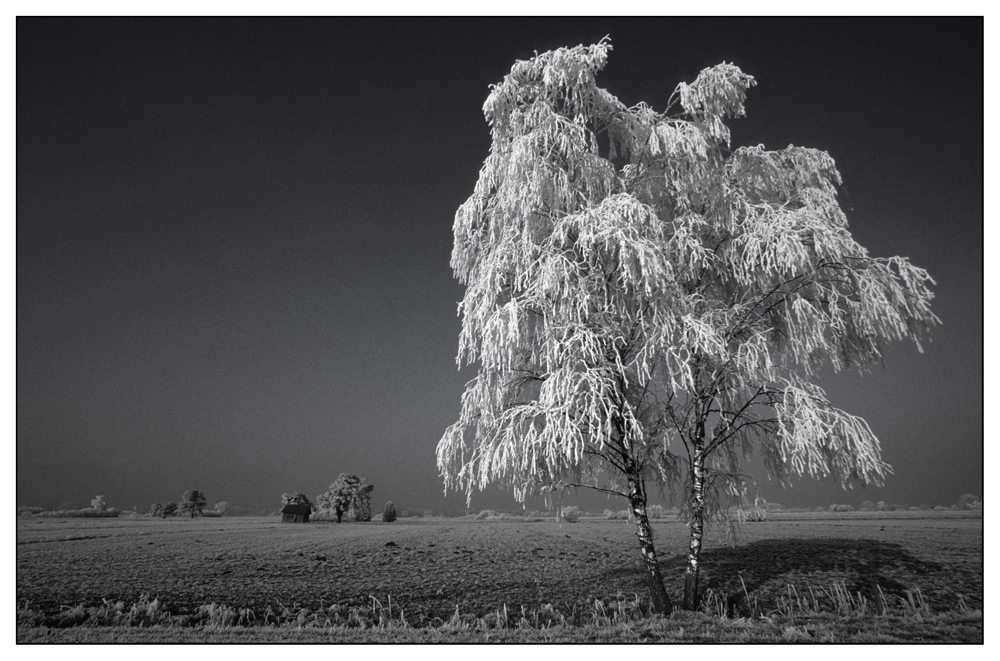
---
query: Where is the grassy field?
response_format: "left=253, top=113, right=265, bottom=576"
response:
left=16, top=511, right=982, bottom=643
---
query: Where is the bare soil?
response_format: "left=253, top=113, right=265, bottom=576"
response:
left=16, top=513, right=982, bottom=624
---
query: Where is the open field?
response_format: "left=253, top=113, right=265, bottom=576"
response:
left=17, top=512, right=982, bottom=642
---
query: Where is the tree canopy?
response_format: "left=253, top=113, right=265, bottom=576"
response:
left=437, top=39, right=937, bottom=611
left=317, top=474, right=374, bottom=522
left=281, top=492, right=314, bottom=512
left=179, top=490, right=207, bottom=518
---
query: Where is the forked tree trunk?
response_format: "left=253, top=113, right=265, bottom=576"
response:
left=627, top=476, right=672, bottom=614
left=683, top=449, right=706, bottom=610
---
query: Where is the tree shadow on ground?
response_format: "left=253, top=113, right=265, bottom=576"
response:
left=653, top=537, right=946, bottom=615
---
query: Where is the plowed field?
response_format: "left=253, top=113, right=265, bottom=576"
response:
left=16, top=513, right=982, bottom=624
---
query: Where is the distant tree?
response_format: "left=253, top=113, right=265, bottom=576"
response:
left=958, top=493, right=982, bottom=510
left=281, top=492, right=314, bottom=512
left=214, top=501, right=229, bottom=516
left=161, top=502, right=178, bottom=518
left=148, top=503, right=164, bottom=517
left=89, top=495, right=107, bottom=512
left=179, top=490, right=207, bottom=518
left=382, top=501, right=397, bottom=523
left=317, top=474, right=374, bottom=522
left=437, top=40, right=937, bottom=612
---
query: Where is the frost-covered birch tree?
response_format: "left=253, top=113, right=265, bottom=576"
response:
left=437, top=39, right=938, bottom=612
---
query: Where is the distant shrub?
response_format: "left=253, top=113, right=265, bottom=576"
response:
left=561, top=506, right=580, bottom=523
left=908, top=506, right=920, bottom=511
left=475, top=510, right=498, bottom=520
left=933, top=505, right=949, bottom=511
left=201, top=510, right=222, bottom=517
left=647, top=505, right=665, bottom=519
left=859, top=500, right=875, bottom=512
left=743, top=506, right=767, bottom=522
left=18, top=506, right=43, bottom=516
left=763, top=502, right=783, bottom=513
left=401, top=509, right=424, bottom=518
left=958, top=493, right=982, bottom=510
left=90, top=495, right=107, bottom=512
left=828, top=504, right=854, bottom=512
left=815, top=505, right=826, bottom=512
left=382, top=501, right=397, bottom=523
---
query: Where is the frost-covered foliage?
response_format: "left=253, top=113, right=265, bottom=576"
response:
left=958, top=493, right=982, bottom=510
left=281, top=492, right=314, bottom=511
left=438, top=38, right=937, bottom=611
left=438, top=37, right=936, bottom=516
left=179, top=490, right=207, bottom=518
left=317, top=474, right=374, bottom=522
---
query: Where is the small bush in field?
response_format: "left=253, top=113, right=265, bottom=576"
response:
left=646, top=504, right=665, bottom=519
left=475, top=510, right=497, bottom=520
left=382, top=501, right=397, bottom=523
left=18, top=506, right=43, bottom=516
left=958, top=493, right=982, bottom=510
left=859, top=500, right=875, bottom=512
left=561, top=506, right=580, bottom=523
left=816, top=505, right=826, bottom=512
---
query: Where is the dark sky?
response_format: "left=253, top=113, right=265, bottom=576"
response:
left=17, top=17, right=982, bottom=513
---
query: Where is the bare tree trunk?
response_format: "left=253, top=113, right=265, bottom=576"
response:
left=683, top=448, right=706, bottom=610
left=627, top=475, right=672, bottom=614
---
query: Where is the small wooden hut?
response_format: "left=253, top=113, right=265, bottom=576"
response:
left=281, top=503, right=311, bottom=523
